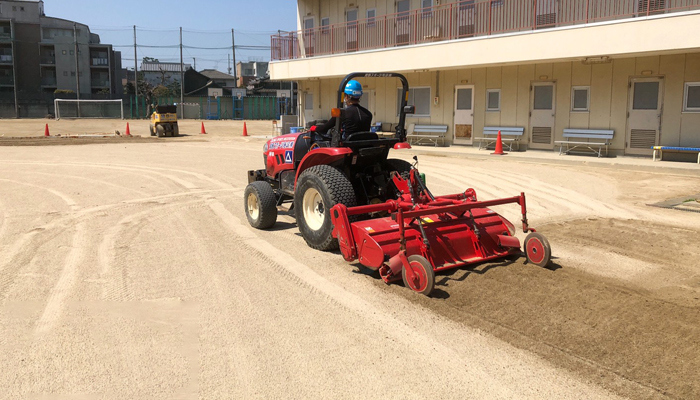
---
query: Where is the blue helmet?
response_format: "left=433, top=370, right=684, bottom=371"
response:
left=344, top=80, right=363, bottom=98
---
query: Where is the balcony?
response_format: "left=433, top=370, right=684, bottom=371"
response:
left=0, top=76, right=15, bottom=86
left=272, top=0, right=700, bottom=61
left=40, top=57, right=55, bottom=65
left=0, top=54, right=12, bottom=64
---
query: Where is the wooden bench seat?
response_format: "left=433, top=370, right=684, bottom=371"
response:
left=555, top=129, right=614, bottom=157
left=407, top=124, right=448, bottom=147
left=474, top=127, right=525, bottom=151
left=652, top=146, right=700, bottom=164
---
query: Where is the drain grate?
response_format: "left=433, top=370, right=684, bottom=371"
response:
left=649, top=194, right=700, bottom=214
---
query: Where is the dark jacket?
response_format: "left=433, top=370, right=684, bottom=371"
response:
left=315, top=103, right=372, bottom=140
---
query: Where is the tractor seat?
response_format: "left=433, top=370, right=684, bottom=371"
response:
left=345, top=131, right=379, bottom=142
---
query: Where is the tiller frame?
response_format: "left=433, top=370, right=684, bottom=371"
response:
left=331, top=165, right=551, bottom=296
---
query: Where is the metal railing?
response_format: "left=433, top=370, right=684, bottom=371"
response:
left=272, top=0, right=700, bottom=61
left=40, top=57, right=55, bottom=64
left=0, top=54, right=12, bottom=63
left=0, top=76, right=15, bottom=85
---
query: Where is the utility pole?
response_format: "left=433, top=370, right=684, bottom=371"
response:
left=134, top=25, right=138, bottom=118
left=232, top=29, right=237, bottom=87
left=74, top=23, right=81, bottom=117
left=180, top=27, right=184, bottom=118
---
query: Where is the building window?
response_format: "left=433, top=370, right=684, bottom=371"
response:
left=63, top=71, right=68, bottom=77
left=70, top=50, right=74, bottom=55
left=491, top=0, right=504, bottom=6
left=71, top=72, right=76, bottom=77
left=398, top=87, right=431, bottom=117
left=321, top=17, right=330, bottom=33
left=685, top=83, right=700, bottom=112
left=367, top=9, right=376, bottom=26
left=13, top=6, right=17, bottom=11
left=20, top=7, right=25, bottom=11
left=571, top=86, right=590, bottom=111
left=486, top=89, right=501, bottom=111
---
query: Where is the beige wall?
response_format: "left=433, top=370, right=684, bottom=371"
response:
left=297, top=52, right=700, bottom=151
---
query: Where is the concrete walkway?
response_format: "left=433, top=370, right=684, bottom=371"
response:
left=405, top=143, right=700, bottom=175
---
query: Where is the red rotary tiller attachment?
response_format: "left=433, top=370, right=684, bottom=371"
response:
left=331, top=166, right=552, bottom=296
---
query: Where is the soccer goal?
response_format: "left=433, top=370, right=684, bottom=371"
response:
left=54, top=99, right=124, bottom=120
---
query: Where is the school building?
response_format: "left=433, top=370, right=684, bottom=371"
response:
left=269, top=0, right=700, bottom=157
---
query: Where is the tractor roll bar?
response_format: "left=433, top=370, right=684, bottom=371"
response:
left=336, top=72, right=411, bottom=143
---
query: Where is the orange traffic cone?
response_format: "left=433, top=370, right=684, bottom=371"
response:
left=200, top=122, right=207, bottom=135
left=491, top=130, right=507, bottom=155
left=44, top=124, right=50, bottom=137
left=125, top=123, right=131, bottom=136
left=242, top=122, right=248, bottom=137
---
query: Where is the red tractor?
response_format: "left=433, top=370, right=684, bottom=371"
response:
left=245, top=72, right=416, bottom=251
left=244, top=72, right=551, bottom=296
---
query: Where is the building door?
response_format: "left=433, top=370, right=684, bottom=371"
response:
left=346, top=9, right=359, bottom=51
left=454, top=85, right=474, bottom=145
left=626, top=77, right=663, bottom=155
left=396, top=0, right=411, bottom=45
left=304, top=92, right=314, bottom=124
left=529, top=82, right=556, bottom=150
left=303, top=17, right=315, bottom=57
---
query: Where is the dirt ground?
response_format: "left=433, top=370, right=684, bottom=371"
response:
left=0, top=119, right=698, bottom=399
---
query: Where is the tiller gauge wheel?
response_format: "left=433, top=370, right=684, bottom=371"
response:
left=524, top=232, right=552, bottom=268
left=402, top=255, right=435, bottom=296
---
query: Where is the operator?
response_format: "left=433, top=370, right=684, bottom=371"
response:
left=311, top=80, right=372, bottom=141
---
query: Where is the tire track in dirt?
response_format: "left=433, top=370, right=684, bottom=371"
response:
left=0, top=178, right=79, bottom=211
left=99, top=199, right=214, bottom=302
left=28, top=171, right=149, bottom=197
left=34, top=222, right=88, bottom=336
left=206, top=200, right=618, bottom=399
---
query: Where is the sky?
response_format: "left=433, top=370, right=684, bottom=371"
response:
left=45, top=0, right=298, bottom=73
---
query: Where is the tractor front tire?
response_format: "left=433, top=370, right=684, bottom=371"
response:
left=173, top=124, right=179, bottom=136
left=156, top=125, right=165, bottom=137
left=295, top=165, right=357, bottom=251
left=244, top=181, right=278, bottom=229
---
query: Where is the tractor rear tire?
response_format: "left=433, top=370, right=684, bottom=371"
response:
left=295, top=165, right=357, bottom=251
left=244, top=181, right=278, bottom=229
left=173, top=124, right=179, bottom=136
left=402, top=255, right=435, bottom=296
left=156, top=125, right=165, bottom=137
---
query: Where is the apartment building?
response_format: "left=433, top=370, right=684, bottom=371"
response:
left=269, top=0, right=700, bottom=156
left=237, top=61, right=269, bottom=88
left=0, top=0, right=122, bottom=117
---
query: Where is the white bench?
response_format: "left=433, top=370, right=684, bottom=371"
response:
left=555, top=129, right=614, bottom=158
left=652, top=146, right=700, bottom=164
left=407, top=124, right=448, bottom=147
left=474, top=127, right=525, bottom=151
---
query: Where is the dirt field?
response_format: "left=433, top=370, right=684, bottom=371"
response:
left=0, top=119, right=698, bottom=399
